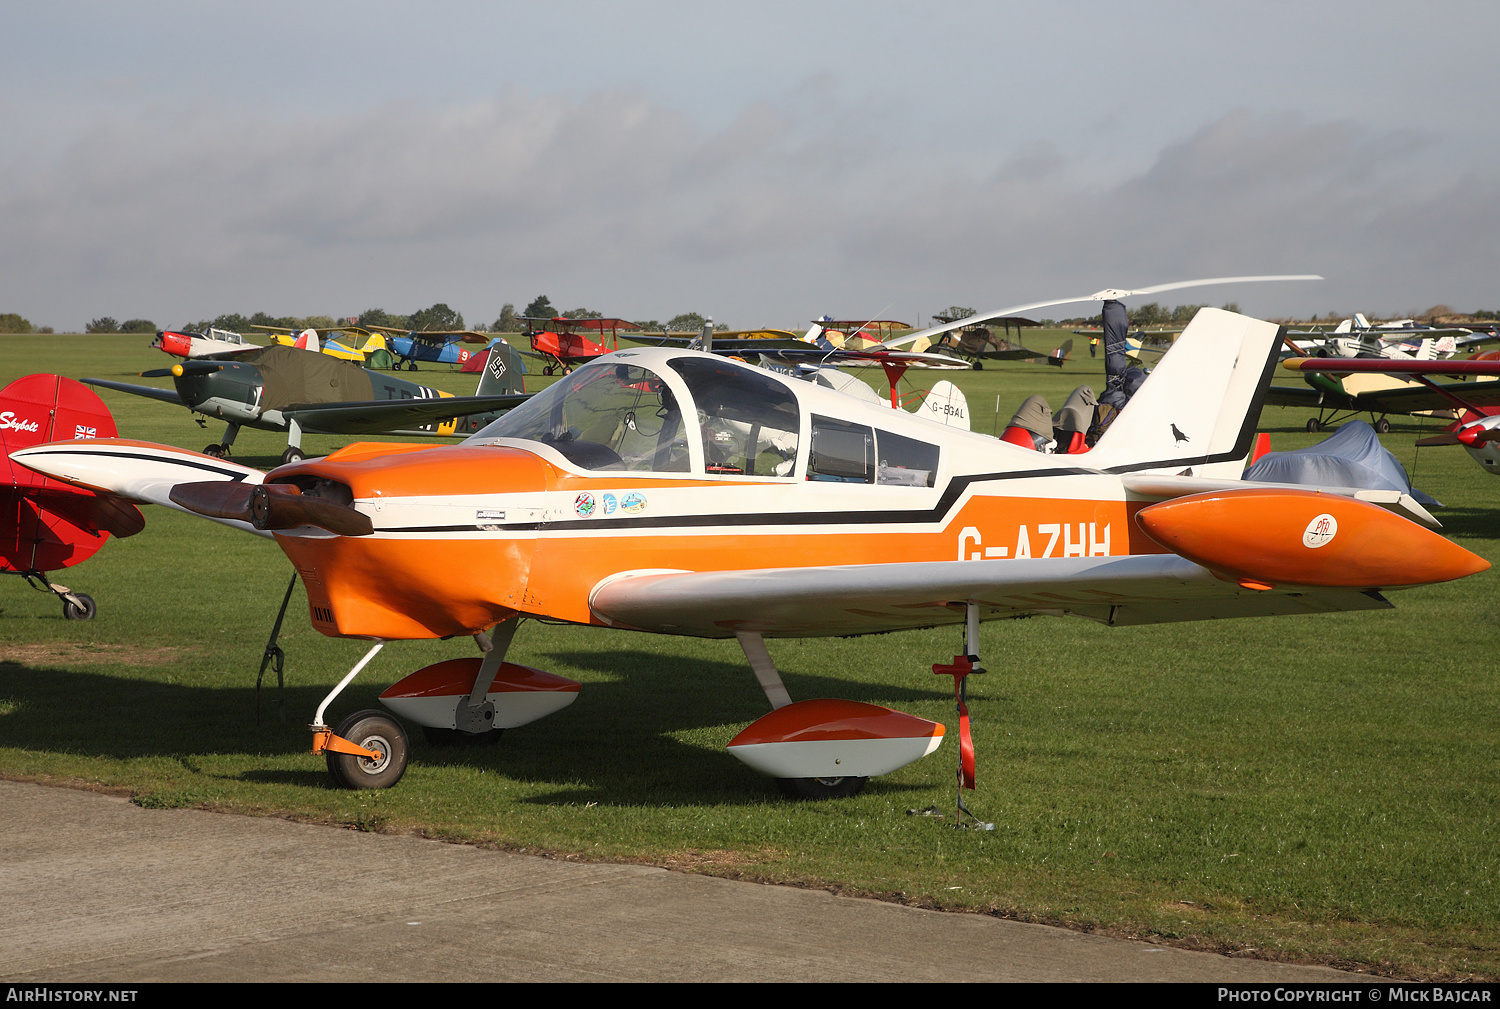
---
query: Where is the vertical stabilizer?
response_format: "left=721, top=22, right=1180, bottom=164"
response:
left=914, top=380, right=971, bottom=430
left=1088, top=308, right=1281, bottom=478
left=474, top=339, right=525, bottom=395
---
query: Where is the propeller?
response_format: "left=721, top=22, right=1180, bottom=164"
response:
left=169, top=481, right=373, bottom=536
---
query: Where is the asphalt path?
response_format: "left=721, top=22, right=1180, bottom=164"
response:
left=0, top=779, right=1369, bottom=983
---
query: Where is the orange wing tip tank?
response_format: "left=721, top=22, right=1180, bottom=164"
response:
left=379, top=657, right=580, bottom=730
left=1136, top=488, right=1490, bottom=589
left=726, top=699, right=945, bottom=779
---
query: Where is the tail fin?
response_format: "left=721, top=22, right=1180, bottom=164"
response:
left=913, top=380, right=970, bottom=430
left=1088, top=308, right=1281, bottom=478
left=1048, top=338, right=1073, bottom=367
left=293, top=328, right=320, bottom=352
left=474, top=339, right=525, bottom=395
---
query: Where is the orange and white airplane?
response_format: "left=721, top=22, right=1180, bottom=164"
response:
left=12, top=306, right=1489, bottom=801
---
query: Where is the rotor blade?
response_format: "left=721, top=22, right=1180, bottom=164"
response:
left=883, top=275, right=1323, bottom=351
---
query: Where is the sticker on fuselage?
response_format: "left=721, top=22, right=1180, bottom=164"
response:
left=574, top=492, right=596, bottom=517
left=1302, top=513, right=1338, bottom=549
left=602, top=493, right=617, bottom=515
left=621, top=492, right=647, bottom=514
left=476, top=509, right=506, bottom=522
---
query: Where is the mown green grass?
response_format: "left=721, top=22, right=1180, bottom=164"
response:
left=1, top=332, right=1497, bottom=979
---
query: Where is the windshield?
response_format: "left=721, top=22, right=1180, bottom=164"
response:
left=466, top=362, right=689, bottom=471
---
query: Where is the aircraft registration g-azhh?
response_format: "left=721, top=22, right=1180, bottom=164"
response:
left=12, top=297, right=1490, bottom=803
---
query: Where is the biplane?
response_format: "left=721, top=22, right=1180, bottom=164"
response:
left=13, top=301, right=1487, bottom=804
left=1, top=375, right=144, bottom=619
left=524, top=316, right=642, bottom=375
left=1281, top=355, right=1500, bottom=475
left=81, top=342, right=529, bottom=465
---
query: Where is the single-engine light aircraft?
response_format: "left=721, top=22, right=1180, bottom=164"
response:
left=14, top=302, right=1488, bottom=802
left=1282, top=355, right=1500, bottom=475
left=1, top=375, right=144, bottom=619
left=524, top=316, right=642, bottom=375
left=1269, top=350, right=1500, bottom=434
left=82, top=342, right=530, bottom=465
left=153, top=328, right=265, bottom=360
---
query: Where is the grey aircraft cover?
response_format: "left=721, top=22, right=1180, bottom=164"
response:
left=1242, top=420, right=1440, bottom=507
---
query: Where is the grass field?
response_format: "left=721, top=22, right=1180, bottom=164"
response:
left=2, top=332, right=1497, bottom=980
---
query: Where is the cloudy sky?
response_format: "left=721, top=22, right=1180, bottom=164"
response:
left=3, top=1, right=1497, bottom=331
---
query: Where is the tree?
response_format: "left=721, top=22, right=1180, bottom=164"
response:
left=633, top=319, right=662, bottom=332
left=409, top=303, right=464, bottom=331
left=210, top=313, right=252, bottom=333
left=298, top=315, right=337, bottom=331
left=120, top=319, right=157, bottom=334
left=492, top=304, right=520, bottom=332
left=1132, top=303, right=1164, bottom=327
left=0, top=313, right=33, bottom=334
left=667, top=312, right=707, bottom=332
left=561, top=307, right=603, bottom=320
left=357, top=308, right=409, bottom=329
left=523, top=295, right=556, bottom=320
left=934, top=306, right=976, bottom=323
left=85, top=317, right=119, bottom=333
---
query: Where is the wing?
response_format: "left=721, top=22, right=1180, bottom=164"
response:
left=81, top=378, right=184, bottom=407
left=589, top=555, right=1390, bottom=639
left=285, top=394, right=530, bottom=434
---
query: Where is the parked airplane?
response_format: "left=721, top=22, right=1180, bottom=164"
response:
left=524, top=316, right=642, bottom=375
left=1281, top=355, right=1500, bottom=475
left=0, top=375, right=144, bottom=619
left=14, top=304, right=1487, bottom=804
left=1269, top=350, right=1500, bottom=433
left=153, top=328, right=266, bottom=360
left=1286, top=314, right=1491, bottom=360
left=82, top=342, right=530, bottom=465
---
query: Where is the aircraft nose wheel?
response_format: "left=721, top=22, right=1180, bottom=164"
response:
left=1375, top=418, right=1391, bottom=434
left=203, top=444, right=228, bottom=458
left=776, top=775, right=868, bottom=800
left=1306, top=418, right=1321, bottom=433
left=326, top=710, right=409, bottom=789
left=281, top=447, right=306, bottom=465
left=61, top=593, right=96, bottom=621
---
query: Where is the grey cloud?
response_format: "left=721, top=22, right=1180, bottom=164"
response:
left=1, top=94, right=1496, bottom=330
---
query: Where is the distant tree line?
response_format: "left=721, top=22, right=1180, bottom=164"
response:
left=0, top=312, right=46, bottom=334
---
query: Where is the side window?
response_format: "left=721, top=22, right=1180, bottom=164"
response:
left=808, top=416, right=874, bottom=483
left=875, top=429, right=939, bottom=487
left=669, top=357, right=801, bottom=477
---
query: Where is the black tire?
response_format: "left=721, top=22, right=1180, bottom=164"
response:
left=62, top=593, right=96, bottom=621
left=421, top=726, right=504, bottom=747
left=971, top=361, right=984, bottom=371
left=1375, top=417, right=1391, bottom=434
left=1306, top=418, right=1321, bottom=433
left=776, top=775, right=869, bottom=800
left=203, top=443, right=226, bottom=458
left=326, top=710, right=409, bottom=790
left=406, top=360, right=419, bottom=372
left=281, top=446, right=306, bottom=466
left=542, top=366, right=554, bottom=376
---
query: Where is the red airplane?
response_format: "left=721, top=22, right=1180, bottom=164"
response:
left=0, top=375, right=144, bottom=618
